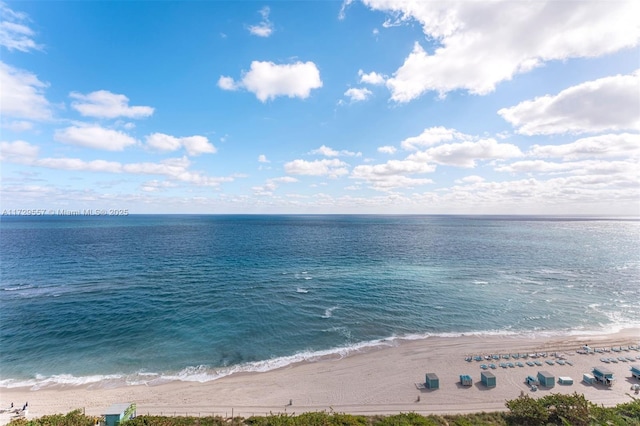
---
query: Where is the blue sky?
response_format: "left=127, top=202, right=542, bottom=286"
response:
left=1, top=0, right=639, bottom=215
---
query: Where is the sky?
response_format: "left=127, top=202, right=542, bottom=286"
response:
left=1, top=0, right=639, bottom=215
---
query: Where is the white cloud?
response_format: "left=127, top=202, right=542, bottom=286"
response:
left=55, top=126, right=137, bottom=151
left=181, top=136, right=217, bottom=156
left=378, top=145, right=397, bottom=154
left=37, top=157, right=123, bottom=173
left=338, top=0, right=355, bottom=20
left=0, top=3, right=43, bottom=52
left=529, top=133, right=640, bottom=160
left=495, top=159, right=637, bottom=177
left=219, top=60, right=323, bottom=102
left=401, top=126, right=470, bottom=150
left=408, top=138, right=523, bottom=168
left=284, top=158, right=349, bottom=178
left=70, top=90, right=154, bottom=119
left=253, top=176, right=298, bottom=195
left=13, top=153, right=232, bottom=187
left=351, top=159, right=435, bottom=191
left=455, top=175, right=485, bottom=184
left=258, top=154, right=270, bottom=163
left=358, top=70, right=386, bottom=85
left=0, top=62, right=51, bottom=121
left=145, top=133, right=216, bottom=156
left=146, top=133, right=181, bottom=151
left=498, top=71, right=640, bottom=135
left=362, top=0, right=640, bottom=101
left=311, top=145, right=360, bottom=157
left=344, top=87, right=373, bottom=102
left=217, top=76, right=239, bottom=91
left=0, top=140, right=39, bottom=162
left=3, top=120, right=33, bottom=132
left=248, top=6, right=274, bottom=37
left=140, top=180, right=176, bottom=192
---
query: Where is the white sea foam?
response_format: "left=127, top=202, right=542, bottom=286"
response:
left=322, top=306, right=338, bottom=318
left=2, top=324, right=638, bottom=390
left=296, top=287, right=309, bottom=293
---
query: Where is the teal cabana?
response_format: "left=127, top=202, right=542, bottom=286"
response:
left=103, top=403, right=136, bottom=426
left=583, top=373, right=595, bottom=385
left=592, top=366, right=614, bottom=386
left=537, top=371, right=555, bottom=387
left=425, top=373, right=439, bottom=389
left=459, top=374, right=472, bottom=386
left=481, top=371, right=496, bottom=388
left=631, top=365, right=640, bottom=380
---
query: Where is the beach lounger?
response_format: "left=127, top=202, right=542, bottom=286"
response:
left=500, top=362, right=508, bottom=368
left=517, top=362, right=524, bottom=367
left=534, top=361, right=542, bottom=366
left=565, top=360, right=573, bottom=366
left=610, top=358, right=618, bottom=363
left=480, top=364, right=488, bottom=370
left=618, top=357, right=628, bottom=362
left=601, top=358, right=610, bottom=363
left=545, top=360, right=554, bottom=365
left=508, top=362, right=515, bottom=368
left=556, top=360, right=565, bottom=365
left=526, top=361, right=535, bottom=366
left=489, top=363, right=496, bottom=369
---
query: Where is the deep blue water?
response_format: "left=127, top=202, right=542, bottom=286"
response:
left=1, top=215, right=638, bottom=388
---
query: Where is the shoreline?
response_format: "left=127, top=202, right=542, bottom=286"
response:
left=3, top=324, right=640, bottom=390
left=1, top=328, right=639, bottom=424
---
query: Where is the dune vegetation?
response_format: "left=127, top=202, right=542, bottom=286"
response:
left=7, top=393, right=640, bottom=426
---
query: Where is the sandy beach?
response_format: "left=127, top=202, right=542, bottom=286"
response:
left=1, top=328, right=639, bottom=424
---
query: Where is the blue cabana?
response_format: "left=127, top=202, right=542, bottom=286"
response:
left=425, top=373, right=439, bottom=389
left=481, top=371, right=496, bottom=388
left=631, top=365, right=640, bottom=380
left=459, top=374, right=472, bottom=386
left=592, top=366, right=614, bottom=386
left=537, top=371, right=555, bottom=388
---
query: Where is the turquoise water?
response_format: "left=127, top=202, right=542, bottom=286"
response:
left=1, top=215, right=638, bottom=388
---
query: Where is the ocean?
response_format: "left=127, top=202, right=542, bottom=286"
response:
left=1, top=215, right=638, bottom=389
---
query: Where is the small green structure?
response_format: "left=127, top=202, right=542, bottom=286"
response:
left=537, top=371, right=555, bottom=388
left=425, top=373, right=439, bottom=389
left=631, top=365, right=640, bottom=380
left=583, top=373, right=595, bottom=385
left=459, top=374, right=472, bottom=386
left=103, top=403, right=136, bottom=426
left=481, top=371, right=496, bottom=388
